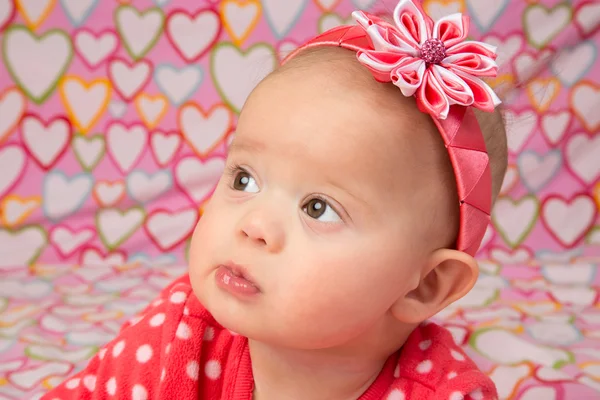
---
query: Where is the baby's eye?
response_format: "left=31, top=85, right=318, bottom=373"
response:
left=232, top=170, right=259, bottom=193
left=303, top=198, right=341, bottom=222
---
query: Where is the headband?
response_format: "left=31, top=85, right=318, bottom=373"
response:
left=282, top=0, right=501, bottom=256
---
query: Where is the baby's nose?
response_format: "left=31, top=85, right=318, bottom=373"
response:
left=238, top=210, right=285, bottom=253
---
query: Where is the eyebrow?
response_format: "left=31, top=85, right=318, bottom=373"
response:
left=230, top=137, right=371, bottom=209
left=328, top=179, right=371, bottom=209
left=228, top=139, right=266, bottom=154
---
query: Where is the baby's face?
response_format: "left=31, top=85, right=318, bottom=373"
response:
left=189, top=59, right=453, bottom=349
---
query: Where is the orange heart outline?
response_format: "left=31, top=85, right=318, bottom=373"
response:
left=219, top=0, right=262, bottom=47
left=59, top=75, right=112, bottom=134
left=134, top=93, right=169, bottom=129
left=0, top=87, right=27, bottom=144
left=178, top=102, right=234, bottom=159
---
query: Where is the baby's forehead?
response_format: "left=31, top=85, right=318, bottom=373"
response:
left=236, top=55, right=448, bottom=198
left=241, top=51, right=439, bottom=166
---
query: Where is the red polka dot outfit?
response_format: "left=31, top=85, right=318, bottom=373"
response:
left=43, top=275, right=498, bottom=399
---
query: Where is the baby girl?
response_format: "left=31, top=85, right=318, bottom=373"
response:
left=43, top=0, right=507, bottom=399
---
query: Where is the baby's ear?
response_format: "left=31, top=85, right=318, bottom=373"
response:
left=390, top=249, right=478, bottom=324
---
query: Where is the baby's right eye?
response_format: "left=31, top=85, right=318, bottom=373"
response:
left=232, top=170, right=259, bottom=193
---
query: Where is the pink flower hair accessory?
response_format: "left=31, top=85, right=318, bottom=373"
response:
left=351, top=0, right=501, bottom=120
left=282, top=0, right=501, bottom=256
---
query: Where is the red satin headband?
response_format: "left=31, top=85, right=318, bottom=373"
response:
left=282, top=0, right=501, bottom=255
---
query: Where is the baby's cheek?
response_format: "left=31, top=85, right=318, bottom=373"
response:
left=188, top=219, right=209, bottom=263
left=316, top=238, right=414, bottom=303
left=188, top=213, right=222, bottom=281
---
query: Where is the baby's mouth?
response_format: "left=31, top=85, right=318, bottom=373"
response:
left=215, top=262, right=261, bottom=296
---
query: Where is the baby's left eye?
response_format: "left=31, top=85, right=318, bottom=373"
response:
left=232, top=170, right=259, bottom=193
left=302, top=198, right=341, bottom=223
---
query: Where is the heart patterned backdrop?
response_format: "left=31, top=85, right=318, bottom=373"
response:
left=0, top=0, right=598, bottom=267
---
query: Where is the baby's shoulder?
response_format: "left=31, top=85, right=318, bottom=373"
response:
left=390, top=322, right=497, bottom=399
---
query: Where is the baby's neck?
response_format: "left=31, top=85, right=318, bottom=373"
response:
left=249, top=334, right=405, bottom=400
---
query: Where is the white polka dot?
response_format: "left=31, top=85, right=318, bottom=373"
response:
left=416, top=359, right=433, bottom=374
left=170, top=291, right=186, bottom=304
left=183, top=307, right=189, bottom=315
left=98, top=348, right=107, bottom=360
left=112, top=340, right=125, bottom=357
left=393, top=364, right=400, bottom=378
left=449, top=392, right=464, bottom=400
left=165, top=343, right=171, bottom=354
left=205, top=360, right=222, bottom=380
left=204, top=327, right=215, bottom=341
left=106, top=377, right=117, bottom=395
left=161, top=368, right=166, bottom=382
left=83, top=375, right=96, bottom=391
left=149, top=313, right=165, bottom=327
left=176, top=322, right=191, bottom=340
left=136, top=344, right=153, bottom=363
left=469, top=389, right=484, bottom=400
left=152, top=299, right=163, bottom=307
left=132, top=384, right=148, bottom=400
left=451, top=349, right=465, bottom=361
left=387, top=388, right=405, bottom=400
left=187, top=360, right=199, bottom=381
left=419, top=340, right=432, bottom=350
left=65, top=378, right=80, bottom=389
left=447, top=371, right=457, bottom=380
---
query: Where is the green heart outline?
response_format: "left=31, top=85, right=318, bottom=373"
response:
left=0, top=225, right=48, bottom=265
left=522, top=2, right=573, bottom=49
left=72, top=133, right=106, bottom=172
left=184, top=237, right=192, bottom=263
left=317, top=13, right=352, bottom=35
left=492, top=195, right=540, bottom=249
left=25, top=344, right=99, bottom=362
left=2, top=25, right=74, bottom=105
left=0, top=298, right=8, bottom=313
left=95, top=206, right=146, bottom=251
left=585, top=226, right=600, bottom=245
left=469, top=327, right=575, bottom=368
left=114, top=5, right=165, bottom=61
left=210, top=42, right=278, bottom=114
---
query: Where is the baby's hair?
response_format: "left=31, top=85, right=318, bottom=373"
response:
left=473, top=107, right=508, bottom=204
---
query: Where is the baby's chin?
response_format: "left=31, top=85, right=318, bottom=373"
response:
left=202, top=294, right=370, bottom=350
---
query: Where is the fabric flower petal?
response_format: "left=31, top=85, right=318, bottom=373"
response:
left=446, top=41, right=497, bottom=60
left=353, top=10, right=396, bottom=32
left=416, top=70, right=450, bottom=119
left=430, top=65, right=474, bottom=106
left=369, top=24, right=420, bottom=55
left=391, top=58, right=426, bottom=96
left=356, top=50, right=407, bottom=82
left=433, top=13, right=469, bottom=49
left=353, top=10, right=420, bottom=55
left=393, top=0, right=432, bottom=47
left=452, top=69, right=502, bottom=112
left=443, top=53, right=498, bottom=77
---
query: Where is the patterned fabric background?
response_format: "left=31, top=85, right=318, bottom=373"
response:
left=0, top=0, right=598, bottom=266
left=0, top=0, right=599, bottom=399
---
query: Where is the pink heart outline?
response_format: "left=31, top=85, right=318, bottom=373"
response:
left=73, top=28, right=120, bottom=70
left=20, top=112, right=73, bottom=170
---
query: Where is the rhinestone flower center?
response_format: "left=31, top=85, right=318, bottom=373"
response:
left=420, top=38, right=446, bottom=64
